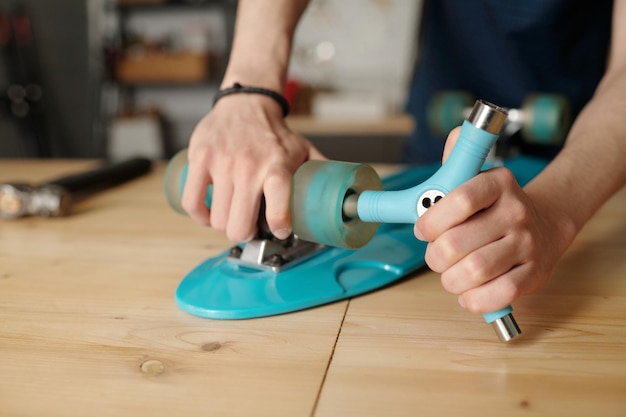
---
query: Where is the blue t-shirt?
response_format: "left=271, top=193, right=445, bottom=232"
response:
left=403, top=0, right=613, bottom=164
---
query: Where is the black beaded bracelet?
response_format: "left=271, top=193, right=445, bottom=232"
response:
left=212, top=82, right=290, bottom=117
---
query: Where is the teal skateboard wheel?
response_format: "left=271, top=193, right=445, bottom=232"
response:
left=164, top=151, right=381, bottom=248
left=427, top=91, right=474, bottom=137
left=521, top=94, right=571, bottom=144
left=292, top=160, right=382, bottom=249
left=164, top=148, right=213, bottom=216
left=164, top=148, right=189, bottom=215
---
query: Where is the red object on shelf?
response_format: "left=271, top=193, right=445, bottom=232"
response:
left=284, top=79, right=301, bottom=109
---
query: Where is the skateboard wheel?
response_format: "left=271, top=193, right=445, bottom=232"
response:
left=164, top=148, right=189, bottom=215
left=521, top=94, right=571, bottom=144
left=427, top=91, right=474, bottom=137
left=164, top=148, right=213, bottom=215
left=291, top=160, right=382, bottom=249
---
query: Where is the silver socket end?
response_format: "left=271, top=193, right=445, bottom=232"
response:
left=468, top=99, right=508, bottom=135
left=491, top=313, right=522, bottom=343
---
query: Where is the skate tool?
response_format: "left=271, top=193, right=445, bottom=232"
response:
left=0, top=157, right=152, bottom=219
left=166, top=100, right=549, bottom=342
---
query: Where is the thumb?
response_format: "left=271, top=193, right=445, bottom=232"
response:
left=307, top=142, right=328, bottom=161
left=442, top=126, right=462, bottom=164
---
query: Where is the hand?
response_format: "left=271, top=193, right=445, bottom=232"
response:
left=181, top=94, right=325, bottom=242
left=414, top=127, right=574, bottom=314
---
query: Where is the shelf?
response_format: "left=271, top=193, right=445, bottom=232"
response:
left=115, top=51, right=212, bottom=84
left=285, top=114, right=415, bottom=137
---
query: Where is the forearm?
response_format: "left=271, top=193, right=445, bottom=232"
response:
left=221, top=0, right=310, bottom=92
left=524, top=68, right=626, bottom=246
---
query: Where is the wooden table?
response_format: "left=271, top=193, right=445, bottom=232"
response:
left=1, top=160, right=625, bottom=417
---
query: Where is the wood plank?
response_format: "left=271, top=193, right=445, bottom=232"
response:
left=315, top=185, right=626, bottom=417
left=4, top=160, right=625, bottom=416
left=0, top=160, right=346, bottom=417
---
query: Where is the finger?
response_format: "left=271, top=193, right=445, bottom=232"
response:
left=424, top=206, right=508, bottom=272
left=307, top=143, right=327, bottom=161
left=442, top=126, right=462, bottom=163
left=208, top=165, right=234, bottom=234
left=227, top=180, right=261, bottom=243
left=415, top=168, right=504, bottom=241
left=263, top=165, right=293, bottom=240
left=438, top=233, right=524, bottom=296
left=457, top=262, right=534, bottom=314
left=181, top=158, right=212, bottom=226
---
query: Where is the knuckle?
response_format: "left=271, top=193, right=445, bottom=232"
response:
left=264, top=165, right=291, bottom=188
left=508, top=200, right=530, bottom=225
left=453, top=189, right=478, bottom=215
left=499, top=278, right=522, bottom=306
left=268, top=146, right=291, bottom=164
left=518, top=230, right=535, bottom=254
left=494, top=167, right=517, bottom=186
left=463, top=252, right=489, bottom=284
left=188, top=146, right=212, bottom=166
left=237, top=150, right=259, bottom=174
left=440, top=271, right=460, bottom=294
left=436, top=233, right=463, bottom=263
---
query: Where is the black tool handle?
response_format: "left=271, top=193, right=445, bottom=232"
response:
left=47, top=157, right=153, bottom=197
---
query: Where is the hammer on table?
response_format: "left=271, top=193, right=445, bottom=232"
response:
left=0, top=157, right=152, bottom=219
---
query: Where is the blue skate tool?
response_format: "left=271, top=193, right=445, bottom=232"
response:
left=355, top=100, right=521, bottom=342
left=165, top=100, right=541, bottom=342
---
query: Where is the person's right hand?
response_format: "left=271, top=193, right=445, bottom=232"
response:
left=181, top=93, right=325, bottom=243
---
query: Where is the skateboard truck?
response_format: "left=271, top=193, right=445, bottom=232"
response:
left=165, top=100, right=527, bottom=342
left=227, top=234, right=324, bottom=273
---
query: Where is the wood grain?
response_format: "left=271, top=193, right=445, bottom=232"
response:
left=1, top=160, right=625, bottom=417
left=0, top=160, right=346, bottom=417
left=315, top=184, right=626, bottom=417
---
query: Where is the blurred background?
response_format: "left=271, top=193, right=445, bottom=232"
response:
left=0, top=0, right=422, bottom=162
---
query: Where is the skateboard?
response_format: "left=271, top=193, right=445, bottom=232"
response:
left=165, top=100, right=550, bottom=342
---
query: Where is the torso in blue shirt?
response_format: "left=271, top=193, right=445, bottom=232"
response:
left=403, top=0, right=613, bottom=164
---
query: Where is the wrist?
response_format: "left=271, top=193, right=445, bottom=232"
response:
left=525, top=183, right=578, bottom=257
left=221, top=34, right=290, bottom=94
left=221, top=72, right=285, bottom=94
left=214, top=83, right=290, bottom=117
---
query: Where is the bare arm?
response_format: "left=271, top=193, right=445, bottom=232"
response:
left=415, top=1, right=626, bottom=314
left=220, top=0, right=310, bottom=92
left=182, top=0, right=323, bottom=242
left=525, top=0, right=626, bottom=237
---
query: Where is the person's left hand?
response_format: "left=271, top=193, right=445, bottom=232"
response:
left=413, top=127, right=573, bottom=314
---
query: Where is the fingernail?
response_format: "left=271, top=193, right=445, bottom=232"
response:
left=273, top=228, right=291, bottom=240
left=414, top=224, right=425, bottom=241
left=458, top=295, right=467, bottom=309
